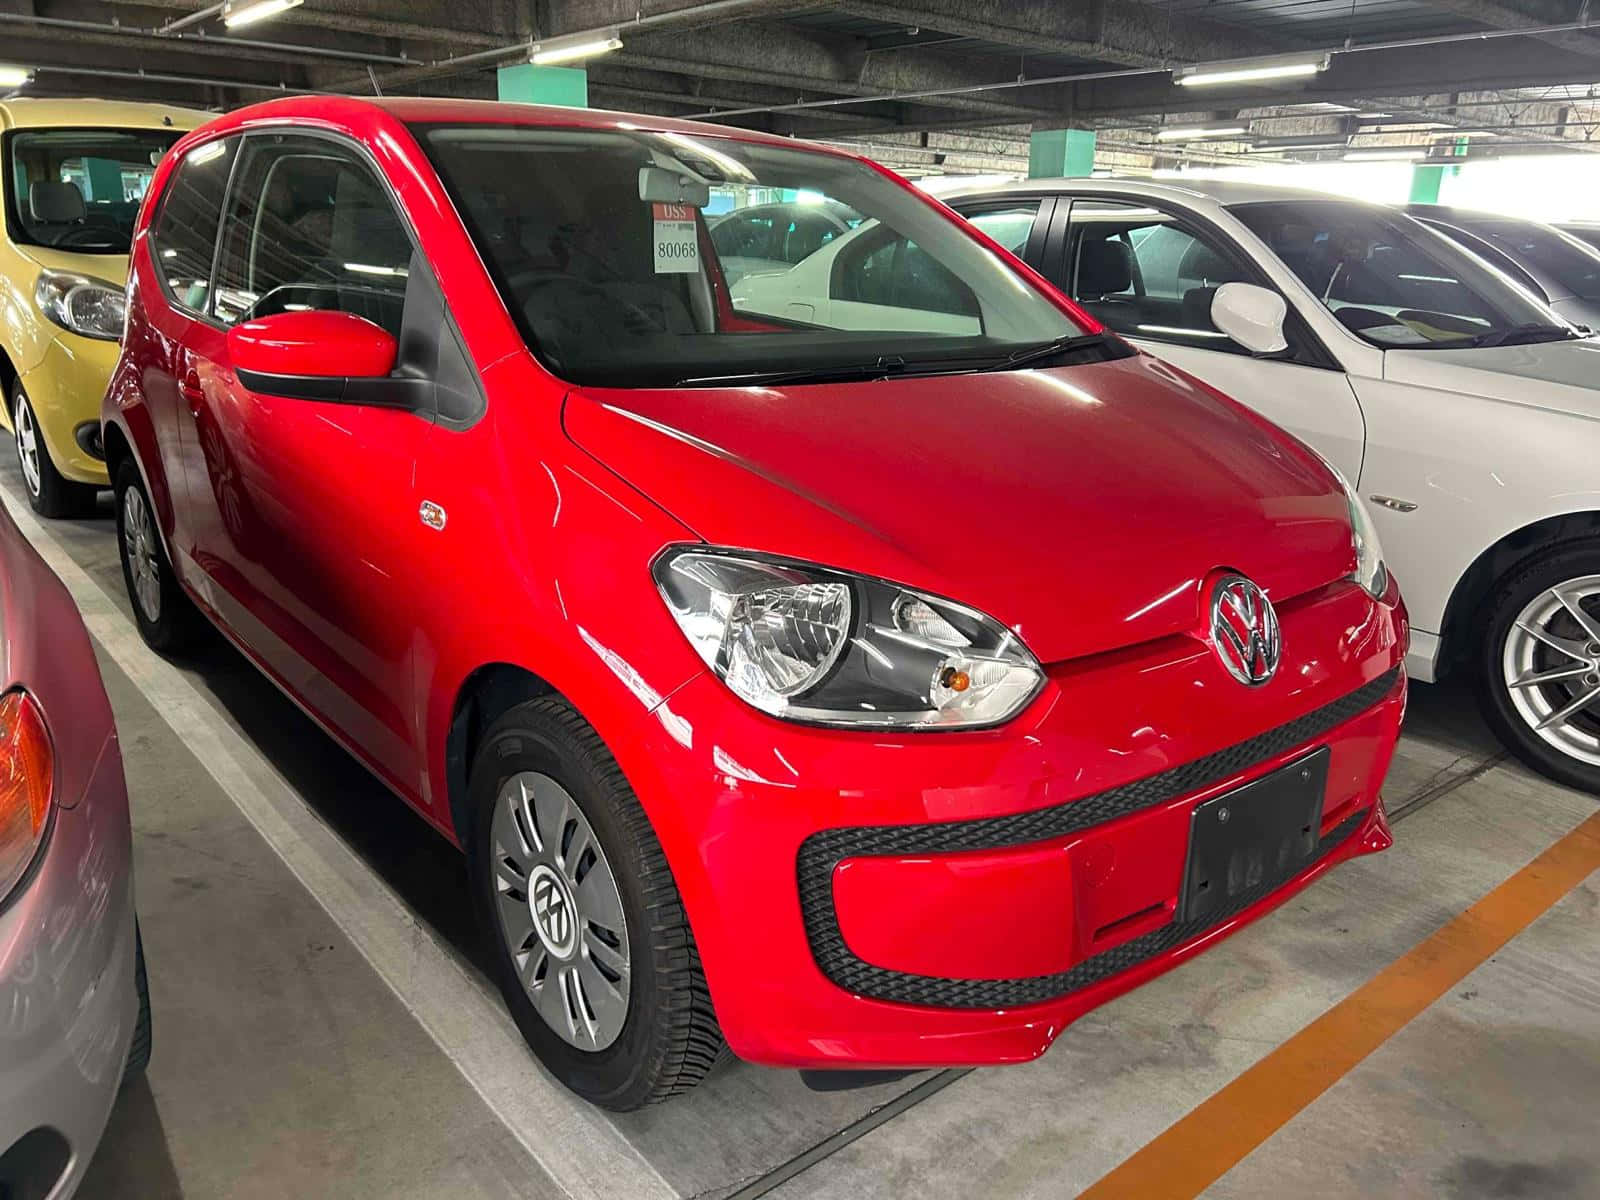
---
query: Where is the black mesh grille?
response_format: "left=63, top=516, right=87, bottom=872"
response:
left=796, top=667, right=1400, bottom=1009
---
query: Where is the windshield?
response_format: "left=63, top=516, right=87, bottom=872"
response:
left=415, top=123, right=1084, bottom=387
left=4, top=127, right=180, bottom=254
left=1231, top=200, right=1571, bottom=349
left=1457, top=217, right=1600, bottom=301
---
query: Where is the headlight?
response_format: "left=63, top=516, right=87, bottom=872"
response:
left=1331, top=468, right=1388, bottom=598
left=35, top=269, right=127, bottom=341
left=0, top=690, right=53, bottom=902
left=653, top=549, right=1045, bottom=729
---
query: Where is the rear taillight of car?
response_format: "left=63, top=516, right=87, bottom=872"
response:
left=0, top=690, right=53, bottom=902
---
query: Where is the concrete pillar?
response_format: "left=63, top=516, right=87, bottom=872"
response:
left=1029, top=128, right=1096, bottom=179
left=496, top=64, right=588, bottom=107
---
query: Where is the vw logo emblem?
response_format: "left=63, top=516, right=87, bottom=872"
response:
left=1209, top=574, right=1281, bottom=687
left=528, top=863, right=577, bottom=958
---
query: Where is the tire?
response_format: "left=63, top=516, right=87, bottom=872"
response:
left=1474, top=540, right=1600, bottom=795
left=9, top=380, right=97, bottom=519
left=113, top=458, right=201, bottom=654
left=467, top=696, right=727, bottom=1109
left=122, top=924, right=152, bottom=1087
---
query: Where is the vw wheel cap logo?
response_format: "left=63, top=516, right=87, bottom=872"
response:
left=529, top=863, right=578, bottom=958
left=1209, top=574, right=1281, bottom=687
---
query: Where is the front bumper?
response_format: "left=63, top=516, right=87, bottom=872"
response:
left=621, top=576, right=1407, bottom=1069
left=0, top=735, right=137, bottom=1199
left=16, top=336, right=118, bottom=487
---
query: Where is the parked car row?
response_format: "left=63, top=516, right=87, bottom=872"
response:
left=0, top=93, right=1578, bottom=1190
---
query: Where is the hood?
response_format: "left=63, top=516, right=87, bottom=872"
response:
left=11, top=244, right=130, bottom=285
left=1385, top=338, right=1600, bottom=422
left=564, top=355, right=1356, bottom=665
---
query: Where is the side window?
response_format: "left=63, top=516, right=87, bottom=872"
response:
left=1066, top=199, right=1252, bottom=353
left=711, top=212, right=775, bottom=260
left=210, top=135, right=413, bottom=335
left=964, top=201, right=1043, bottom=257
left=832, top=230, right=979, bottom=319
left=150, top=138, right=240, bottom=316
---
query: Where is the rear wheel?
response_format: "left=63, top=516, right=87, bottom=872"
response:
left=10, top=381, right=97, bottom=519
left=467, top=696, right=726, bottom=1109
left=1475, top=542, right=1600, bottom=795
left=113, top=458, right=200, bottom=654
left=122, top=924, right=152, bottom=1087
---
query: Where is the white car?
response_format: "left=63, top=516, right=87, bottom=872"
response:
left=729, top=205, right=1041, bottom=335
left=946, top=178, right=1600, bottom=793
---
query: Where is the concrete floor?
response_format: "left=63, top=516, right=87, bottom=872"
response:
left=8, top=467, right=1597, bottom=1200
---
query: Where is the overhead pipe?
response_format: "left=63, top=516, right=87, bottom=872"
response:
left=0, top=10, right=413, bottom=66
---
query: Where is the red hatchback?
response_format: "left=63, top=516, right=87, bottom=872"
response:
left=103, top=97, right=1407, bottom=1109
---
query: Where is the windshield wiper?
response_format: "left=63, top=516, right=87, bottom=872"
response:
left=677, top=356, right=910, bottom=388
left=997, top=331, right=1116, bottom=370
left=1467, top=322, right=1578, bottom=348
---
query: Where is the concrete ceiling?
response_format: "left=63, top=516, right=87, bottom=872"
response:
left=5, top=0, right=1600, bottom=174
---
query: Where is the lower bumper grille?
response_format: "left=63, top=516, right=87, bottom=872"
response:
left=797, top=666, right=1401, bottom=1010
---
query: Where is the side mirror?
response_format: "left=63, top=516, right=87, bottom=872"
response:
left=228, top=310, right=414, bottom=406
left=1210, top=282, right=1289, bottom=356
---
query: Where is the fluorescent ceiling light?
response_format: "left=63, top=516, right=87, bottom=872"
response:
left=0, top=64, right=33, bottom=88
left=1155, top=124, right=1247, bottom=141
left=222, top=0, right=303, bottom=29
left=1176, top=54, right=1330, bottom=88
left=529, top=29, right=622, bottom=65
left=1343, top=148, right=1426, bottom=161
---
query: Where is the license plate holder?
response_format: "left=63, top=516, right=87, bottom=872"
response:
left=1178, top=747, right=1330, bottom=925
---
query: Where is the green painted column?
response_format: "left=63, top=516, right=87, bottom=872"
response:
left=1409, top=137, right=1468, bottom=203
left=496, top=63, right=588, bottom=107
left=82, top=156, right=126, bottom=202
left=1029, top=128, right=1096, bottom=179
left=1408, top=164, right=1445, bottom=204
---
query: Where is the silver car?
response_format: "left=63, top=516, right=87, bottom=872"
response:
left=0, top=498, right=147, bottom=1199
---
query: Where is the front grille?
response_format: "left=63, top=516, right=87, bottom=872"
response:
left=797, top=666, right=1400, bottom=1009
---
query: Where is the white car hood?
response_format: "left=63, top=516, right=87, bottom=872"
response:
left=1384, top=337, right=1600, bottom=422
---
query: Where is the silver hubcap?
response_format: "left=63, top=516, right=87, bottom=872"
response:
left=13, top=395, right=40, bottom=497
left=1502, top=575, right=1600, bottom=767
left=490, top=772, right=630, bottom=1051
left=121, top=487, right=162, bottom=623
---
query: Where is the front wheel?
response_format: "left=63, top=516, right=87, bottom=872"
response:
left=468, top=696, right=726, bottom=1109
left=113, top=459, right=201, bottom=654
left=1475, top=542, right=1600, bottom=794
left=10, top=381, right=97, bottom=519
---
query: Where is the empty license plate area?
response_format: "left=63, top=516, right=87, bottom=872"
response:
left=1179, top=747, right=1330, bottom=925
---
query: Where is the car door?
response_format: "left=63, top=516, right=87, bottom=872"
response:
left=139, top=135, right=241, bottom=552
left=1049, top=195, right=1367, bottom=481
left=179, top=131, right=433, bottom=791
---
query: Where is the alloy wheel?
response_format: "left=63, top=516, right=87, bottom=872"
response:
left=13, top=394, right=40, bottom=498
left=489, top=771, right=631, bottom=1052
left=1501, top=574, right=1600, bottom=768
left=121, top=486, right=163, bottom=624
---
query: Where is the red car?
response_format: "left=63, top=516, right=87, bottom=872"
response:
left=102, top=97, right=1407, bottom=1110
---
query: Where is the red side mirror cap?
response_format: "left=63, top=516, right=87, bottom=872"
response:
left=228, top=310, right=397, bottom=381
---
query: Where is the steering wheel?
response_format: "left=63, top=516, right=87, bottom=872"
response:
left=512, top=273, right=666, bottom=334
left=52, top=225, right=120, bottom=249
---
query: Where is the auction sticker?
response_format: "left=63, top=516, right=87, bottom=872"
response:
left=653, top=202, right=700, bottom=274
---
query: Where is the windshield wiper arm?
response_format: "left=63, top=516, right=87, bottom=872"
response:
left=1468, top=322, right=1577, bottom=348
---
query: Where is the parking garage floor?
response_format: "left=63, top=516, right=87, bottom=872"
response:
left=7, top=465, right=1597, bottom=1200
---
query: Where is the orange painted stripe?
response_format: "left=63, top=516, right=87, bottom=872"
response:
left=1078, top=809, right=1600, bottom=1200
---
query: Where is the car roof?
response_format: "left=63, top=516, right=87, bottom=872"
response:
left=205, top=95, right=854, bottom=160
left=0, top=97, right=212, bottom=132
left=940, top=175, right=1368, bottom=210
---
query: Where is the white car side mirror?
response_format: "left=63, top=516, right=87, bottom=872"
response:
left=1211, top=282, right=1289, bottom=355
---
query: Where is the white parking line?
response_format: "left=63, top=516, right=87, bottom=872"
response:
left=2, top=484, right=677, bottom=1200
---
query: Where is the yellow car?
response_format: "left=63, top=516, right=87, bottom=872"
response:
left=1, top=98, right=207, bottom=516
